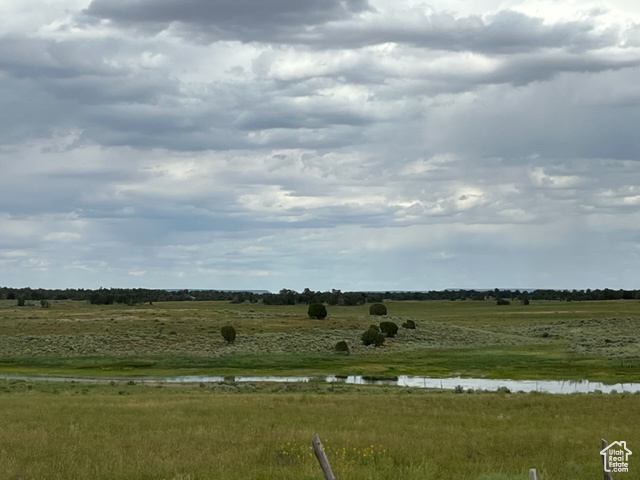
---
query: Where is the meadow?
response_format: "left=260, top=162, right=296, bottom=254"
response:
left=2, top=298, right=639, bottom=479
left=1, top=380, right=639, bottom=480
left=0, top=298, right=638, bottom=381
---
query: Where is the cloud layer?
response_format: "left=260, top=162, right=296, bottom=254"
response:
left=1, top=0, right=640, bottom=290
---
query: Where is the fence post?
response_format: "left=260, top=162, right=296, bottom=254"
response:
left=311, top=433, right=336, bottom=480
left=601, top=438, right=613, bottom=480
left=529, top=468, right=537, bottom=480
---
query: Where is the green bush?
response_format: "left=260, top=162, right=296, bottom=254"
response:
left=496, top=298, right=511, bottom=305
left=334, top=341, right=350, bottom=354
left=361, top=327, right=385, bottom=347
left=401, top=320, right=416, bottom=329
left=368, top=324, right=380, bottom=332
left=220, top=325, right=237, bottom=343
left=369, top=303, right=387, bottom=316
left=307, top=303, right=327, bottom=319
left=379, top=321, right=399, bottom=338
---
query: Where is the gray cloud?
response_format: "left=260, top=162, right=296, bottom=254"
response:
left=81, top=2, right=618, bottom=57
left=424, top=68, right=640, bottom=160
left=304, top=9, right=618, bottom=54
left=85, top=0, right=371, bottom=25
left=0, top=36, right=118, bottom=79
left=82, top=0, right=372, bottom=40
left=2, top=1, right=640, bottom=290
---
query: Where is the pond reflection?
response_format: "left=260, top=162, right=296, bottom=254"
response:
left=3, top=374, right=637, bottom=394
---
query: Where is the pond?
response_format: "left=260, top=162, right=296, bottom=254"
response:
left=1, top=374, right=639, bottom=394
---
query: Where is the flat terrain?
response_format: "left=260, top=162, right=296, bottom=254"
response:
left=0, top=299, right=639, bottom=381
left=1, top=380, right=639, bottom=480
left=2, top=299, right=639, bottom=479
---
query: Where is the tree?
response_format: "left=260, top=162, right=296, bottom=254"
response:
left=220, top=325, right=236, bottom=343
left=369, top=303, right=387, bottom=316
left=334, top=341, right=350, bottom=354
left=308, top=303, right=327, bottom=319
left=361, top=327, right=385, bottom=347
left=299, top=287, right=317, bottom=304
left=278, top=288, right=296, bottom=305
left=379, top=321, right=398, bottom=338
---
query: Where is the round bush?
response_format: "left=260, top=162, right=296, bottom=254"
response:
left=379, top=321, right=399, bottom=338
left=308, top=303, right=327, bottom=319
left=361, top=327, right=385, bottom=347
left=220, top=325, right=236, bottom=343
left=369, top=303, right=387, bottom=316
left=401, top=319, right=416, bottom=329
left=334, top=341, right=350, bottom=354
left=496, top=298, right=511, bottom=305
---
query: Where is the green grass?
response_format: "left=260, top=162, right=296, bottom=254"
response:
left=1, top=299, right=639, bottom=381
left=2, top=297, right=639, bottom=479
left=0, top=381, right=638, bottom=479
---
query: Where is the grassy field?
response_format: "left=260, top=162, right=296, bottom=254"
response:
left=1, top=380, right=639, bottom=480
left=1, top=299, right=639, bottom=381
left=2, top=299, right=639, bottom=479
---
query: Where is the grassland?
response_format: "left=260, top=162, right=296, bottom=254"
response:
left=2, top=299, right=640, bottom=479
left=0, top=380, right=638, bottom=479
left=0, top=299, right=639, bottom=381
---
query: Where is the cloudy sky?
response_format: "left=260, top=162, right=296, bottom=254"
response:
left=1, top=0, right=640, bottom=292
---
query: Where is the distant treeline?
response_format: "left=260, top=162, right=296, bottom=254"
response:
left=1, top=286, right=639, bottom=306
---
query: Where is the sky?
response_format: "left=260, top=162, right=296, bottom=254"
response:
left=1, top=0, right=640, bottom=292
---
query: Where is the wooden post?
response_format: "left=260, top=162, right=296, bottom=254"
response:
left=311, top=433, right=336, bottom=480
left=601, top=438, right=613, bottom=480
left=529, top=468, right=537, bottom=480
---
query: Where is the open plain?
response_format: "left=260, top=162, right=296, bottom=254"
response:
left=0, top=299, right=638, bottom=380
left=1, top=299, right=639, bottom=479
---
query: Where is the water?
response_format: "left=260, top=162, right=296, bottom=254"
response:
left=1, top=374, right=638, bottom=394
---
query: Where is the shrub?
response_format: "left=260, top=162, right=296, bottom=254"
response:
left=369, top=303, right=387, bottom=316
left=361, top=327, right=385, bottom=347
left=17, top=297, right=25, bottom=307
left=379, top=321, right=399, bottom=338
left=40, top=300, right=51, bottom=308
left=401, top=319, right=416, bottom=329
left=334, top=341, right=350, bottom=354
left=220, top=325, right=237, bottom=343
left=307, top=303, right=327, bottom=319
left=368, top=324, right=380, bottom=333
left=522, top=298, right=530, bottom=305
left=496, top=298, right=510, bottom=305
